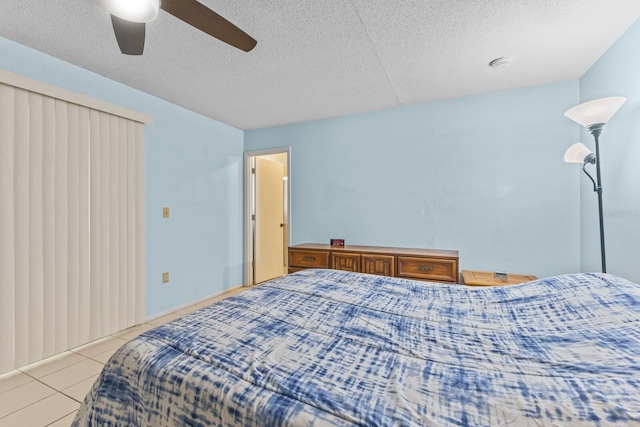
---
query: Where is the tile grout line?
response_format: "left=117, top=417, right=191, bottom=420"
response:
left=1, top=356, right=98, bottom=421
left=56, top=386, right=86, bottom=404
left=18, top=356, right=88, bottom=381
left=45, top=409, right=78, bottom=427
left=0, top=364, right=98, bottom=423
left=0, top=377, right=59, bottom=420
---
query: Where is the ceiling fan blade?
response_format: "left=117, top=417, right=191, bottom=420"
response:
left=160, top=0, right=257, bottom=52
left=111, top=15, right=146, bottom=55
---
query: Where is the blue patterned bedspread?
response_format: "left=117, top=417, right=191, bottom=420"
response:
left=73, top=270, right=640, bottom=426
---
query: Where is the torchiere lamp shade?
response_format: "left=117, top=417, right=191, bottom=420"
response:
left=564, top=96, right=627, bottom=127
left=564, top=142, right=594, bottom=164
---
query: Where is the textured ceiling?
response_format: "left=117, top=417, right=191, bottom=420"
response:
left=1, top=1, right=639, bottom=130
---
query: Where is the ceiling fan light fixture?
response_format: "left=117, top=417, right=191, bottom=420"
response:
left=489, top=57, right=512, bottom=69
left=94, top=0, right=160, bottom=23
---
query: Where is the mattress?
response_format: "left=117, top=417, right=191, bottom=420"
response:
left=73, top=269, right=640, bottom=426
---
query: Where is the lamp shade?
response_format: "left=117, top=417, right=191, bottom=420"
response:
left=564, top=96, right=626, bottom=127
left=564, top=142, right=593, bottom=163
left=94, top=0, right=159, bottom=22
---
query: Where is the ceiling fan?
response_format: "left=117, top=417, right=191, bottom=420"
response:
left=94, top=0, right=257, bottom=55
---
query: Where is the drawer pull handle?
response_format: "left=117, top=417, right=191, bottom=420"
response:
left=418, top=265, right=434, bottom=272
left=303, top=256, right=316, bottom=261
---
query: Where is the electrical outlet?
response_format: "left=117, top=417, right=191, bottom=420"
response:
left=162, top=272, right=169, bottom=283
left=163, top=207, right=170, bottom=218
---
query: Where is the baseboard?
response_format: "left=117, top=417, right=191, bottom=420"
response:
left=144, top=284, right=246, bottom=322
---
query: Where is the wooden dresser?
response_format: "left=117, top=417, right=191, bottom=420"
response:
left=288, top=243, right=459, bottom=284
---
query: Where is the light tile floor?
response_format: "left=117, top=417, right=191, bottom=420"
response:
left=0, top=286, right=248, bottom=427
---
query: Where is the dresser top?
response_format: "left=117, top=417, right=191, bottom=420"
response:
left=290, top=243, right=458, bottom=258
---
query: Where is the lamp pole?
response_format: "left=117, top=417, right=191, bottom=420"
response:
left=588, top=123, right=606, bottom=273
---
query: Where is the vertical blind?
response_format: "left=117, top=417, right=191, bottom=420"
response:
left=0, top=80, right=146, bottom=374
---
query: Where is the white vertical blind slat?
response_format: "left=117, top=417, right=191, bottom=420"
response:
left=28, top=92, right=45, bottom=363
left=118, top=118, right=128, bottom=331
left=135, top=122, right=145, bottom=324
left=0, top=84, right=16, bottom=374
left=66, top=104, right=80, bottom=349
left=42, top=96, right=56, bottom=359
left=126, top=121, right=136, bottom=326
left=89, top=109, right=102, bottom=341
left=78, top=106, right=91, bottom=344
left=54, top=100, right=69, bottom=353
left=109, top=115, right=120, bottom=335
left=99, top=112, right=111, bottom=336
left=13, top=88, right=30, bottom=367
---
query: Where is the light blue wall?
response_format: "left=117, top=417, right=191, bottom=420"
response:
left=0, top=37, right=244, bottom=317
left=578, top=19, right=640, bottom=283
left=13, top=14, right=636, bottom=304
left=246, top=82, right=582, bottom=278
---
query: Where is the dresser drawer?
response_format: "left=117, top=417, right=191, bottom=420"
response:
left=288, top=250, right=330, bottom=269
left=331, top=252, right=361, bottom=272
left=362, top=254, right=394, bottom=276
left=397, top=256, right=458, bottom=283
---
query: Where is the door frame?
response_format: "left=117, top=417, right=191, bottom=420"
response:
left=243, top=146, right=291, bottom=286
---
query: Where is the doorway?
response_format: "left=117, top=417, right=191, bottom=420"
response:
left=244, top=147, right=290, bottom=286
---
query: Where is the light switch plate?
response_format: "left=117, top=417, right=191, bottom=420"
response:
left=163, top=207, right=170, bottom=218
left=162, top=272, right=169, bottom=283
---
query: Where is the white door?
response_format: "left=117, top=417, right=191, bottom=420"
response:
left=254, top=158, right=285, bottom=283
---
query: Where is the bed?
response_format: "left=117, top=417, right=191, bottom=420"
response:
left=73, top=269, right=640, bottom=426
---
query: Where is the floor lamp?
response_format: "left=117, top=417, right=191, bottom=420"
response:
left=563, top=96, right=626, bottom=273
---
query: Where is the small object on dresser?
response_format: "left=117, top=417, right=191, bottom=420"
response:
left=330, top=239, right=345, bottom=247
left=494, top=271, right=508, bottom=280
